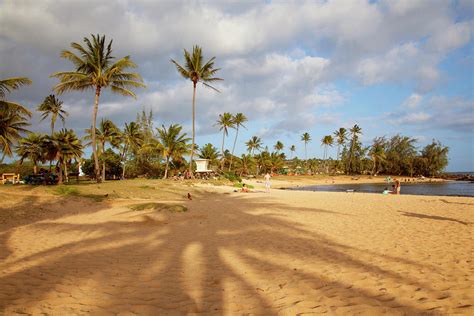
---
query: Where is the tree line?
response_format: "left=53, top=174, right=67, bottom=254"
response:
left=1, top=34, right=449, bottom=183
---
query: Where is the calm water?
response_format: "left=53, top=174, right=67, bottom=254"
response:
left=289, top=181, right=474, bottom=197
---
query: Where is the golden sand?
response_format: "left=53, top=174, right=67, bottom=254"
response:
left=0, top=181, right=473, bottom=314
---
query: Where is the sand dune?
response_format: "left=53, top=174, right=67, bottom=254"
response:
left=1, top=185, right=473, bottom=314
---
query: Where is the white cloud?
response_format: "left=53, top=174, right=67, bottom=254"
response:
left=401, top=93, right=423, bottom=109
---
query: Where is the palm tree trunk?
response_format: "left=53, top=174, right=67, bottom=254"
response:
left=64, top=162, right=68, bottom=183
left=229, top=127, right=239, bottom=171
left=163, top=157, right=170, bottom=179
left=189, top=82, right=197, bottom=177
left=58, top=160, right=63, bottom=184
left=121, top=146, right=127, bottom=180
left=33, top=164, right=38, bottom=175
left=92, top=86, right=101, bottom=183
left=221, top=130, right=225, bottom=170
left=102, top=140, right=106, bottom=181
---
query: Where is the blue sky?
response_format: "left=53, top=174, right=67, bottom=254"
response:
left=1, top=0, right=473, bottom=171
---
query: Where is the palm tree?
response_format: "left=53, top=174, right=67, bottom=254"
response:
left=235, top=154, right=255, bottom=176
left=51, top=34, right=145, bottom=183
left=301, top=132, right=311, bottom=160
left=215, top=112, right=235, bottom=170
left=321, top=135, right=334, bottom=173
left=0, top=77, right=32, bottom=116
left=120, top=122, right=143, bottom=179
left=274, top=141, right=284, bottom=153
left=370, top=137, right=386, bottom=176
left=37, top=95, right=68, bottom=135
left=99, top=119, right=119, bottom=181
left=334, top=128, right=347, bottom=162
left=16, top=133, right=47, bottom=174
left=0, top=109, right=30, bottom=162
left=245, top=136, right=262, bottom=156
left=229, top=113, right=247, bottom=171
left=289, top=145, right=296, bottom=159
left=199, top=143, right=220, bottom=169
left=171, top=45, right=222, bottom=176
left=157, top=124, right=191, bottom=179
left=348, top=124, right=362, bottom=174
left=48, top=129, right=84, bottom=184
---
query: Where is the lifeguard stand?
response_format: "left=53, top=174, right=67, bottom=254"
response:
left=195, top=159, right=213, bottom=173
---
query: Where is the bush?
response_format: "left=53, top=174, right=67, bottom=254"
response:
left=223, top=172, right=241, bottom=182
left=0, top=162, right=48, bottom=178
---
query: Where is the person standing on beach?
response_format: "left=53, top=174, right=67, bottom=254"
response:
left=394, top=178, right=401, bottom=194
left=264, top=173, right=271, bottom=193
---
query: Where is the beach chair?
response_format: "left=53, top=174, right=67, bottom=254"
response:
left=1, top=173, right=20, bottom=184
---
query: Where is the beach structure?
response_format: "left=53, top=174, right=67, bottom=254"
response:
left=1, top=173, right=20, bottom=184
left=195, top=159, right=213, bottom=174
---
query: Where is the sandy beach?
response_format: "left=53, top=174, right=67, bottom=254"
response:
left=0, top=180, right=473, bottom=315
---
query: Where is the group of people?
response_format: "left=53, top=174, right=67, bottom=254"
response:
left=383, top=178, right=401, bottom=195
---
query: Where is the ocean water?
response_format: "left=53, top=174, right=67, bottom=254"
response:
left=289, top=181, right=474, bottom=197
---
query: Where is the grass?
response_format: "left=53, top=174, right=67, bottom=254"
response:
left=53, top=185, right=108, bottom=202
left=233, top=182, right=255, bottom=189
left=129, top=202, right=187, bottom=213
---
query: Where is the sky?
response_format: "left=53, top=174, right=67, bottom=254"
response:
left=1, top=0, right=473, bottom=171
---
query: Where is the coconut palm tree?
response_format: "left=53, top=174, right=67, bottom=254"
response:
left=289, top=145, right=296, bottom=159
left=245, top=136, right=262, bottom=156
left=48, top=129, right=84, bottom=184
left=199, top=143, right=220, bottom=169
left=301, top=132, right=311, bottom=160
left=120, top=122, right=143, bottom=179
left=157, top=124, right=191, bottom=179
left=334, top=128, right=347, bottom=162
left=369, top=137, right=386, bottom=176
left=348, top=124, right=362, bottom=174
left=215, top=112, right=235, bottom=169
left=0, top=77, right=32, bottom=116
left=321, top=135, right=334, bottom=173
left=229, top=112, right=247, bottom=171
left=0, top=109, right=30, bottom=162
left=171, top=45, right=222, bottom=176
left=51, top=34, right=145, bottom=183
left=235, top=154, right=255, bottom=176
left=16, top=133, right=47, bottom=174
left=274, top=141, right=284, bottom=153
left=37, top=95, right=68, bottom=135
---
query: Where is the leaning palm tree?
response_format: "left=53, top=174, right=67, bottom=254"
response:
left=37, top=95, right=68, bottom=135
left=51, top=34, right=145, bottom=183
left=229, top=112, right=247, bottom=171
left=301, top=132, right=311, bottom=160
left=16, top=133, right=47, bottom=174
left=245, top=136, right=262, bottom=156
left=120, top=121, right=143, bottom=179
left=171, top=45, right=222, bottom=176
left=157, top=124, right=191, bottom=179
left=0, top=77, right=32, bottom=116
left=0, top=109, right=30, bottom=162
left=321, top=135, right=334, bottom=173
left=215, top=112, right=235, bottom=170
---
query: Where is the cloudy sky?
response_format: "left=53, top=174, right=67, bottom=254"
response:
left=1, top=0, right=473, bottom=171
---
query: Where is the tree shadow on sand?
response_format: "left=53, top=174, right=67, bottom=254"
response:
left=0, top=192, right=462, bottom=314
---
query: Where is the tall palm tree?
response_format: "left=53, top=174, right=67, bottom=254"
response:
left=289, top=145, right=296, bottom=159
left=0, top=77, right=32, bottom=116
left=0, top=109, right=30, bottom=162
left=120, top=122, right=143, bottom=179
left=370, top=138, right=386, bottom=176
left=334, top=127, right=347, bottom=162
left=215, top=112, right=235, bottom=169
left=37, top=95, right=68, bottom=135
left=229, top=112, right=247, bottom=171
left=274, top=141, right=284, bottom=153
left=321, top=135, right=334, bottom=173
left=157, top=124, right=191, bottom=179
left=51, top=34, right=145, bottom=183
left=16, top=133, right=47, bottom=174
left=348, top=124, right=362, bottom=174
left=171, top=45, right=222, bottom=176
left=301, top=132, right=311, bottom=160
left=245, top=136, right=262, bottom=156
